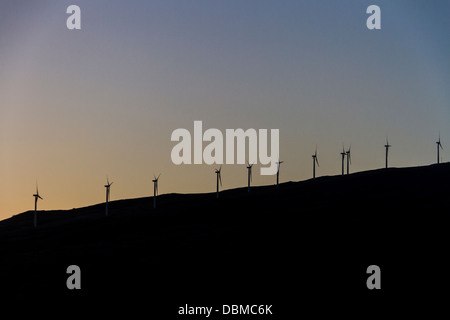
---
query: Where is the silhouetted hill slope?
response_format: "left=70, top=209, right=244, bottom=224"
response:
left=1, top=164, right=449, bottom=315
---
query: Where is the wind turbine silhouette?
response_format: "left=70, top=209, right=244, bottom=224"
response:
left=384, top=138, right=391, bottom=168
left=246, top=163, right=253, bottom=192
left=340, top=144, right=346, bottom=176
left=312, top=146, right=319, bottom=179
left=436, top=133, right=443, bottom=164
left=346, top=145, right=351, bottom=175
left=33, top=182, right=43, bottom=228
left=215, top=166, right=222, bottom=199
left=104, top=177, right=113, bottom=217
left=276, top=160, right=283, bottom=188
left=152, top=174, right=160, bottom=208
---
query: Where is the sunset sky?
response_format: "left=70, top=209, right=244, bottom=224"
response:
left=1, top=0, right=449, bottom=220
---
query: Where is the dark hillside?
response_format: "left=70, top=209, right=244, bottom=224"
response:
left=1, top=164, right=449, bottom=315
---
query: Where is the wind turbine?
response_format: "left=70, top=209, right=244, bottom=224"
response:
left=152, top=174, right=160, bottom=208
left=276, top=160, right=283, bottom=188
left=340, top=144, right=346, bottom=176
left=346, top=145, right=351, bottom=175
left=436, top=133, right=443, bottom=164
left=246, top=163, right=253, bottom=192
left=104, top=177, right=113, bottom=217
left=312, top=146, right=319, bottom=179
left=215, top=166, right=222, bottom=199
left=384, top=138, right=391, bottom=168
left=33, top=182, right=43, bottom=228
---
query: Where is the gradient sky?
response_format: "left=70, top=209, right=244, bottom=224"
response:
left=1, top=0, right=449, bottom=220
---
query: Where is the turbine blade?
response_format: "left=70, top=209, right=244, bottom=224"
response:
left=316, top=157, right=319, bottom=167
left=219, top=173, right=222, bottom=186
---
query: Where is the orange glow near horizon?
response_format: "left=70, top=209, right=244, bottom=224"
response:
left=1, top=1, right=449, bottom=221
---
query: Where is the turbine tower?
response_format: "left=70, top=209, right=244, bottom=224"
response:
left=340, top=144, right=346, bottom=176
left=104, top=177, right=113, bottom=217
left=215, top=166, right=222, bottom=199
left=312, top=146, right=319, bottom=179
left=384, top=138, right=391, bottom=168
left=346, top=146, right=351, bottom=175
left=246, top=163, right=253, bottom=192
left=152, top=174, right=160, bottom=208
left=436, top=133, right=443, bottom=164
left=276, top=160, right=283, bottom=188
left=33, top=183, right=43, bottom=228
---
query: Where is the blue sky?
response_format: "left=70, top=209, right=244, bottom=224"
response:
left=0, top=1, right=449, bottom=219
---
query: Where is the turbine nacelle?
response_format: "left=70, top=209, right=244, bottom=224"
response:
left=246, top=163, right=253, bottom=182
left=276, top=160, right=284, bottom=173
left=104, top=177, right=113, bottom=205
left=312, top=146, right=319, bottom=167
left=153, top=174, right=161, bottom=195
left=33, top=184, right=43, bottom=200
left=346, top=146, right=352, bottom=164
left=33, top=182, right=43, bottom=228
left=436, top=133, right=443, bottom=164
left=340, top=143, right=346, bottom=156
left=105, top=177, right=113, bottom=188
left=215, top=166, right=222, bottom=186
left=385, top=138, right=391, bottom=148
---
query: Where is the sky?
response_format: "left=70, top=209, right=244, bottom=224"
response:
left=1, top=0, right=449, bottom=220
